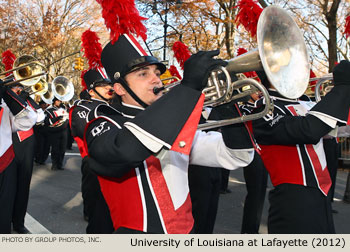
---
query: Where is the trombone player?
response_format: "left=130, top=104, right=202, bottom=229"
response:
left=0, top=80, right=37, bottom=234
left=8, top=82, right=45, bottom=234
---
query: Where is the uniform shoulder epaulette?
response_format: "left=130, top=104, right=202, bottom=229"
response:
left=87, top=103, right=122, bottom=122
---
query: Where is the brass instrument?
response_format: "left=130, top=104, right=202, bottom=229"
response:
left=52, top=76, right=75, bottom=102
left=309, top=74, right=333, bottom=102
left=155, top=6, right=310, bottom=130
left=40, top=83, right=54, bottom=104
left=161, top=76, right=180, bottom=85
left=28, top=78, right=48, bottom=96
left=1, top=55, right=47, bottom=86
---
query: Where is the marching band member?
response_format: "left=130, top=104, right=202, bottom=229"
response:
left=45, top=97, right=68, bottom=170
left=9, top=83, right=45, bottom=234
left=247, top=61, right=350, bottom=233
left=0, top=82, right=37, bottom=234
left=69, top=68, right=114, bottom=233
left=34, top=100, right=50, bottom=165
left=239, top=91, right=268, bottom=234
left=83, top=34, right=254, bottom=234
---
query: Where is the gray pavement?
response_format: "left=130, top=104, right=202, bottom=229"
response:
left=26, top=143, right=350, bottom=234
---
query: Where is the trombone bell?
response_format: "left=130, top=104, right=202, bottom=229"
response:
left=40, top=83, right=54, bottom=104
left=31, top=78, right=48, bottom=96
left=12, top=55, right=46, bottom=86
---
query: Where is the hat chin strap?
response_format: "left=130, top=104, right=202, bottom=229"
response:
left=92, top=87, right=110, bottom=102
left=118, top=77, right=148, bottom=108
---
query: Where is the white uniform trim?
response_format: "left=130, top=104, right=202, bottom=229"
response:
left=135, top=167, right=147, bottom=232
left=124, top=122, right=171, bottom=153
left=189, top=130, right=254, bottom=169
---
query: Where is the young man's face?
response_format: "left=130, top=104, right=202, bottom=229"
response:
left=114, top=64, right=163, bottom=107
left=250, top=91, right=262, bottom=102
left=89, top=84, right=114, bottom=101
left=10, top=85, right=24, bottom=95
left=54, top=100, right=62, bottom=107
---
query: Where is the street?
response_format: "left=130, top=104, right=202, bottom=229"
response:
left=25, top=143, right=350, bottom=234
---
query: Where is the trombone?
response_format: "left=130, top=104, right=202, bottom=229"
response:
left=1, top=55, right=47, bottom=87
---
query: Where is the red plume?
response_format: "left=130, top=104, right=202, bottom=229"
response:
left=235, top=0, right=263, bottom=38
left=169, top=65, right=182, bottom=81
left=237, top=47, right=248, bottom=56
left=345, top=16, right=350, bottom=39
left=309, top=69, right=317, bottom=92
left=1, top=50, right=16, bottom=76
left=96, top=0, right=147, bottom=44
left=81, top=70, right=88, bottom=91
left=81, top=29, right=102, bottom=69
left=237, top=47, right=257, bottom=79
left=172, top=41, right=191, bottom=70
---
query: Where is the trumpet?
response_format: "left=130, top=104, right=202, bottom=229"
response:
left=1, top=55, right=47, bottom=87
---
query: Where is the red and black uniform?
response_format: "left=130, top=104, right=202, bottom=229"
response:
left=250, top=86, right=350, bottom=233
left=84, top=85, right=254, bottom=234
left=0, top=88, right=37, bottom=233
left=45, top=104, right=68, bottom=170
left=11, top=96, right=45, bottom=232
left=69, top=98, right=114, bottom=233
left=239, top=101, right=268, bottom=234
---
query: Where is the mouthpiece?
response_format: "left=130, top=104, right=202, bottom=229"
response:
left=153, top=86, right=165, bottom=95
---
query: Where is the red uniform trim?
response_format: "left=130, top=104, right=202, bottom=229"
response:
left=0, top=108, right=3, bottom=125
left=126, top=34, right=148, bottom=56
left=260, top=144, right=305, bottom=187
left=0, top=145, right=15, bottom=173
left=305, top=144, right=331, bottom=195
left=145, top=156, right=194, bottom=233
left=17, top=128, right=34, bottom=142
left=69, top=106, right=88, bottom=157
left=171, top=94, right=205, bottom=155
left=97, top=170, right=144, bottom=232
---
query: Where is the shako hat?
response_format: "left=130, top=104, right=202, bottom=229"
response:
left=83, top=68, right=112, bottom=90
left=101, top=34, right=166, bottom=82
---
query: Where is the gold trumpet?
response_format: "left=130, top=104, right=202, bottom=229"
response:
left=1, top=55, right=47, bottom=87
